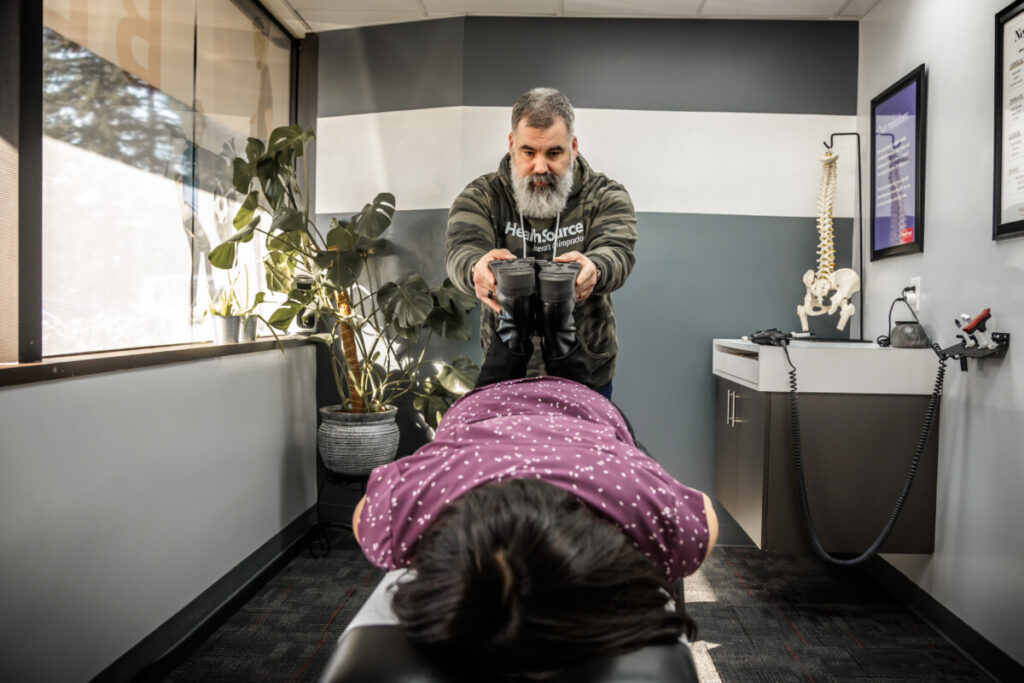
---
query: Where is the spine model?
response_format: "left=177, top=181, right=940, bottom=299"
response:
left=796, top=150, right=860, bottom=332
left=815, top=152, right=838, bottom=284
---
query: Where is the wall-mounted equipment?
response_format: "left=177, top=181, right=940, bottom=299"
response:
left=941, top=308, right=1011, bottom=371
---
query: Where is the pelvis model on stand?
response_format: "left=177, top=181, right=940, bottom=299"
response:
left=797, top=150, right=861, bottom=331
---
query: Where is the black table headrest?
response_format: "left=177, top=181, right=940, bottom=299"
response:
left=317, top=625, right=699, bottom=683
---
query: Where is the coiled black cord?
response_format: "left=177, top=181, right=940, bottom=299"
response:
left=783, top=344, right=946, bottom=566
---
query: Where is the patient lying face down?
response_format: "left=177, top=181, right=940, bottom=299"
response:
left=352, top=370, right=719, bottom=679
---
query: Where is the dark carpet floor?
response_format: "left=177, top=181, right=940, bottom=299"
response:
left=686, top=547, right=989, bottom=682
left=164, top=526, right=992, bottom=682
left=164, top=528, right=383, bottom=683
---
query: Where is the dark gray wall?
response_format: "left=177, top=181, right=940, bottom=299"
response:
left=319, top=17, right=857, bottom=117
left=318, top=18, right=464, bottom=117
left=462, top=18, right=857, bottom=114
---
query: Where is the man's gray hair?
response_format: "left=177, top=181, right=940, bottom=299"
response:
left=511, top=87, right=575, bottom=135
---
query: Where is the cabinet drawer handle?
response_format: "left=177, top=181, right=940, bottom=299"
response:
left=727, top=389, right=734, bottom=427
left=732, top=391, right=745, bottom=425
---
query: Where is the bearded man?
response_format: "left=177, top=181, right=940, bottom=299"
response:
left=446, top=87, right=638, bottom=399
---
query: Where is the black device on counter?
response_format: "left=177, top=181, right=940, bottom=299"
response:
left=745, top=328, right=799, bottom=346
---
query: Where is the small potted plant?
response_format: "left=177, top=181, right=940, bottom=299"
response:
left=209, top=125, right=479, bottom=474
left=205, top=271, right=243, bottom=344
left=235, top=265, right=266, bottom=342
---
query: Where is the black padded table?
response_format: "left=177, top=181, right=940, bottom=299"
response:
left=316, top=570, right=699, bottom=683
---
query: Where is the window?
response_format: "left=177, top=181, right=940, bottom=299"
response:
left=41, top=0, right=292, bottom=356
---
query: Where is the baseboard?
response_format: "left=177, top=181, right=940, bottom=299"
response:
left=863, top=556, right=1024, bottom=683
left=90, top=505, right=318, bottom=683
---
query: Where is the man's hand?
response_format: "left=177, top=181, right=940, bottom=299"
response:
left=554, top=251, right=600, bottom=301
left=472, top=248, right=516, bottom=313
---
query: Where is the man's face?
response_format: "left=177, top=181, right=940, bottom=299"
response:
left=508, top=118, right=578, bottom=218
left=509, top=118, right=577, bottom=182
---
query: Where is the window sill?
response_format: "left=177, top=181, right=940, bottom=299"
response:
left=0, top=338, right=311, bottom=388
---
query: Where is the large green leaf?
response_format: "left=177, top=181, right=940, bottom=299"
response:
left=275, top=145, right=299, bottom=171
left=326, top=220, right=359, bottom=252
left=413, top=389, right=450, bottom=430
left=377, top=273, right=433, bottom=330
left=300, top=332, right=334, bottom=345
left=208, top=241, right=236, bottom=270
left=208, top=223, right=257, bottom=269
left=317, top=250, right=363, bottom=290
left=351, top=193, right=396, bottom=240
left=267, top=125, right=309, bottom=155
left=239, top=214, right=259, bottom=242
left=245, top=137, right=265, bottom=163
left=271, top=207, right=305, bottom=232
left=436, top=355, right=479, bottom=395
left=255, top=156, right=276, bottom=183
left=266, top=228, right=302, bottom=253
left=276, top=163, right=296, bottom=194
left=427, top=305, right=472, bottom=340
left=233, top=191, right=259, bottom=230
left=436, top=278, right=477, bottom=313
left=392, top=321, right=422, bottom=341
left=256, top=157, right=284, bottom=210
left=232, top=158, right=251, bottom=194
left=288, top=173, right=304, bottom=203
left=264, top=251, right=294, bottom=293
left=267, top=302, right=301, bottom=330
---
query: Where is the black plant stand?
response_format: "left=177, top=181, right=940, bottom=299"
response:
left=310, top=465, right=368, bottom=558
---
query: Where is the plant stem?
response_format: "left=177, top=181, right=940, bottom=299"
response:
left=334, top=291, right=365, bottom=412
left=328, top=343, right=349, bottom=406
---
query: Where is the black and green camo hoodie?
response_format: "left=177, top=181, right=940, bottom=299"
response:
left=445, top=154, right=637, bottom=387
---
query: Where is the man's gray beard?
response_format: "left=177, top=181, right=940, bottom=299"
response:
left=511, top=158, right=574, bottom=219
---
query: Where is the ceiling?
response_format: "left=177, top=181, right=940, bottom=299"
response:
left=261, top=0, right=883, bottom=37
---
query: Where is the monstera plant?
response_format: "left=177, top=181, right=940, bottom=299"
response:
left=208, top=125, right=478, bottom=431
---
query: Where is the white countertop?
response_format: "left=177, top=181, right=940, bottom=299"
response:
left=712, top=338, right=942, bottom=394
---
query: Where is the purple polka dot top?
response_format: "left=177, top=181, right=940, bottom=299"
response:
left=356, top=376, right=710, bottom=581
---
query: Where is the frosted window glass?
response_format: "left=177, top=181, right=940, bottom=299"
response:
left=41, top=0, right=291, bottom=355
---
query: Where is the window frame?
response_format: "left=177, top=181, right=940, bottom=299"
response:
left=2, top=1, right=309, bottom=386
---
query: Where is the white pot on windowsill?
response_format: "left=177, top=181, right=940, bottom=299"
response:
left=240, top=315, right=258, bottom=342
left=212, top=315, right=241, bottom=344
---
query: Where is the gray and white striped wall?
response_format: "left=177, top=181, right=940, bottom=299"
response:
left=315, top=17, right=859, bottom=489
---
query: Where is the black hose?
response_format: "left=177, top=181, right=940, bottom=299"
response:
left=784, top=344, right=946, bottom=566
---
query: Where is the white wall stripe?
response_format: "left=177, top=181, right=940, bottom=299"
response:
left=316, top=106, right=858, bottom=218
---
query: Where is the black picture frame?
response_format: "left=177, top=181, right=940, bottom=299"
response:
left=994, top=0, right=1024, bottom=240
left=870, top=64, right=927, bottom=260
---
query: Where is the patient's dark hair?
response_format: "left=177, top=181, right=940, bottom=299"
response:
left=391, top=478, right=695, bottom=679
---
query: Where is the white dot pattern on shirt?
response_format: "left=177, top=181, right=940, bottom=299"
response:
left=356, top=376, right=710, bottom=580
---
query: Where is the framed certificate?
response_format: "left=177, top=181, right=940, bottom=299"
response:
left=870, top=65, right=927, bottom=260
left=995, top=0, right=1024, bottom=239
